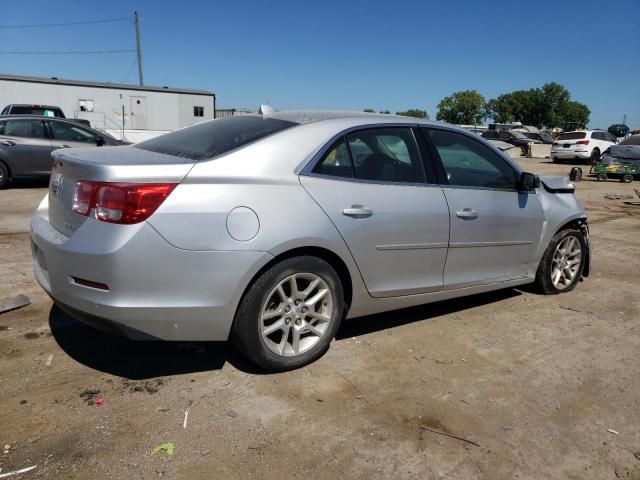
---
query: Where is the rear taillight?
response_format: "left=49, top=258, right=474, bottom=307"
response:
left=576, top=140, right=589, bottom=145
left=72, top=181, right=176, bottom=224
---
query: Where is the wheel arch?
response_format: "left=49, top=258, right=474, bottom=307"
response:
left=236, top=245, right=354, bottom=316
left=552, top=216, right=590, bottom=277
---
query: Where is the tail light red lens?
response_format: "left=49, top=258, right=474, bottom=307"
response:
left=576, top=140, right=589, bottom=145
left=72, top=181, right=176, bottom=224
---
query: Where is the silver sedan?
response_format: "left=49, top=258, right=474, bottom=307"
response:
left=31, top=111, right=591, bottom=371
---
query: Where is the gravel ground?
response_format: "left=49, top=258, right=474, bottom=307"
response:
left=0, top=160, right=639, bottom=479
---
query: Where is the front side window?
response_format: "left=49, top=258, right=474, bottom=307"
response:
left=50, top=122, right=96, bottom=143
left=3, top=119, right=46, bottom=139
left=426, top=128, right=518, bottom=190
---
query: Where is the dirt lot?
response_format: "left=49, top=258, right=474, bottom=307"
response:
left=0, top=160, right=639, bottom=480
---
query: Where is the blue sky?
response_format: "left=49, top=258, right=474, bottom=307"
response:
left=1, top=0, right=639, bottom=128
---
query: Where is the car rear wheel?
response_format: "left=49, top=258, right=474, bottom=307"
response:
left=622, top=174, right=633, bottom=183
left=0, top=162, right=9, bottom=189
left=534, top=228, right=586, bottom=295
left=589, top=149, right=600, bottom=165
left=596, top=173, right=608, bottom=182
left=232, top=256, right=344, bottom=371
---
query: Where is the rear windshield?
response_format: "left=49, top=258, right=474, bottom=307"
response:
left=135, top=116, right=298, bottom=160
left=620, top=135, right=640, bottom=146
left=10, top=106, right=63, bottom=117
left=558, top=132, right=586, bottom=141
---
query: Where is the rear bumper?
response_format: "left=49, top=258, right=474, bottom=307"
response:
left=31, top=196, right=273, bottom=341
left=551, top=150, right=590, bottom=160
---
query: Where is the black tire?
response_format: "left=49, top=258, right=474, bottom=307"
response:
left=622, top=174, right=633, bottom=183
left=589, top=149, right=600, bottom=165
left=596, top=173, right=608, bottom=182
left=552, top=157, right=561, bottom=164
left=534, top=228, right=587, bottom=295
left=231, top=256, right=345, bottom=372
left=0, top=162, right=9, bottom=189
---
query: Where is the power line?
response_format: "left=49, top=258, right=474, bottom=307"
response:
left=0, top=17, right=130, bottom=29
left=0, top=49, right=136, bottom=55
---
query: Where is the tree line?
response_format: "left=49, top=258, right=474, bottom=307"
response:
left=364, top=82, right=590, bottom=128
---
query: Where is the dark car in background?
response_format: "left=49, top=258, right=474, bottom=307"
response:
left=607, top=124, right=630, bottom=141
left=1, top=104, right=91, bottom=127
left=0, top=115, right=124, bottom=188
left=524, top=131, right=555, bottom=144
left=482, top=129, right=541, bottom=155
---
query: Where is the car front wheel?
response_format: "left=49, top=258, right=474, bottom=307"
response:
left=232, top=256, right=344, bottom=371
left=534, top=228, right=587, bottom=294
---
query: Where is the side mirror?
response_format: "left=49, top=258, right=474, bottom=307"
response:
left=518, top=172, right=540, bottom=191
left=96, top=136, right=105, bottom=147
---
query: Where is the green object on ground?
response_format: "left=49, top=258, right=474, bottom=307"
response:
left=153, top=442, right=175, bottom=456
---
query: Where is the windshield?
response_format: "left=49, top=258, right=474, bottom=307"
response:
left=509, top=131, right=528, bottom=139
left=558, top=132, right=586, bottom=141
left=620, top=135, right=640, bottom=146
left=135, top=116, right=298, bottom=161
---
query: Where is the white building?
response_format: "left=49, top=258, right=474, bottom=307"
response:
left=0, top=73, right=215, bottom=135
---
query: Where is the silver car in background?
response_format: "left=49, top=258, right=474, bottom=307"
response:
left=31, top=111, right=590, bottom=371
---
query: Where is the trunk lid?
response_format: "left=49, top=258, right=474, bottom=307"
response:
left=48, top=146, right=194, bottom=237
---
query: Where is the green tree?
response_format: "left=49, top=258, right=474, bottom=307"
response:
left=363, top=108, right=375, bottom=113
left=396, top=109, right=429, bottom=119
left=487, top=82, right=590, bottom=128
left=560, top=101, right=590, bottom=128
left=436, top=90, right=486, bottom=125
left=379, top=110, right=390, bottom=114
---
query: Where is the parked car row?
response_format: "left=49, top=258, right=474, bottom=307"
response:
left=0, top=115, right=125, bottom=188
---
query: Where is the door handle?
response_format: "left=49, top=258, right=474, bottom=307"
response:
left=56, top=144, right=70, bottom=148
left=456, top=208, right=479, bottom=220
left=342, top=205, right=373, bottom=218
left=0, top=140, right=16, bottom=146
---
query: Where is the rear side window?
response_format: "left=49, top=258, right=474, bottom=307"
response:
left=558, top=132, right=586, bottom=141
left=135, top=116, right=298, bottom=161
left=314, top=139, right=354, bottom=178
left=314, top=127, right=426, bottom=184
left=3, top=119, right=46, bottom=139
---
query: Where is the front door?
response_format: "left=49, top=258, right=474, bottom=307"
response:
left=0, top=118, right=53, bottom=176
left=130, top=96, right=148, bottom=129
left=301, top=127, right=450, bottom=297
left=423, top=127, right=545, bottom=289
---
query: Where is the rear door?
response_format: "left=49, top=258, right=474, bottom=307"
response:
left=300, top=126, right=450, bottom=297
left=0, top=118, right=53, bottom=176
left=422, top=127, right=544, bottom=289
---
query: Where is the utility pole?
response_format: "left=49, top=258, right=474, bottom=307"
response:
left=134, top=11, right=144, bottom=86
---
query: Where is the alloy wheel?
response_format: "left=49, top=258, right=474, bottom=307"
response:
left=550, top=235, right=582, bottom=290
left=260, top=273, right=333, bottom=357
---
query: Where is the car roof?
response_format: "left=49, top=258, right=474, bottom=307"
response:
left=6, top=104, right=61, bottom=108
left=262, top=110, right=441, bottom=128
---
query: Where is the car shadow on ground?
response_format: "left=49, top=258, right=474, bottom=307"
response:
left=49, top=289, right=521, bottom=380
left=336, top=288, right=520, bottom=339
